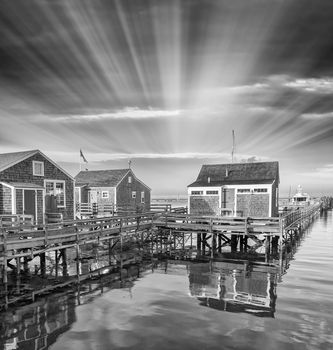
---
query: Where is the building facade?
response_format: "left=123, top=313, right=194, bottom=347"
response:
left=75, top=168, right=151, bottom=213
left=188, top=162, right=279, bottom=217
left=0, top=150, right=75, bottom=223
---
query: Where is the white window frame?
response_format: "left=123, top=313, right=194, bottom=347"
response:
left=33, top=161, right=44, bottom=176
left=128, top=176, right=132, bottom=184
left=141, top=191, right=145, bottom=203
left=101, top=191, right=109, bottom=199
left=132, top=191, right=136, bottom=199
left=237, top=188, right=251, bottom=193
left=44, top=180, right=66, bottom=208
left=253, top=188, right=268, bottom=193
left=206, top=190, right=218, bottom=195
left=191, top=190, right=203, bottom=195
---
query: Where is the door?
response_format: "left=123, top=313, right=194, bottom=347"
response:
left=24, top=190, right=36, bottom=219
left=89, top=190, right=98, bottom=203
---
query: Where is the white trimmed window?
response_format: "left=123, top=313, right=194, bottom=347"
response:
left=191, top=191, right=203, bottom=195
left=237, top=189, right=251, bottom=193
left=253, top=188, right=268, bottom=193
left=45, top=180, right=65, bottom=207
left=128, top=176, right=132, bottom=184
left=102, top=191, right=109, bottom=199
left=141, top=191, right=145, bottom=203
left=206, top=190, right=218, bottom=195
left=132, top=191, right=136, bottom=198
left=33, top=161, right=44, bottom=176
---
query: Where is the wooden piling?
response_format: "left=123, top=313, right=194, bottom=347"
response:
left=231, top=235, right=238, bottom=253
left=197, top=233, right=201, bottom=255
left=218, top=234, right=222, bottom=253
left=16, top=257, right=21, bottom=276
left=265, top=236, right=271, bottom=263
left=55, top=250, right=59, bottom=278
left=2, top=231, right=8, bottom=309
left=76, top=244, right=80, bottom=282
left=60, top=248, right=68, bottom=276
left=40, top=253, right=46, bottom=277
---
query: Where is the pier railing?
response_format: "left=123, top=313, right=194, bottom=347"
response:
left=153, top=214, right=281, bottom=235
left=0, top=215, right=34, bottom=228
left=280, top=202, right=321, bottom=230
left=0, top=203, right=322, bottom=261
left=0, top=213, right=156, bottom=257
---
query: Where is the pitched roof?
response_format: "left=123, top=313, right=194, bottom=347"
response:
left=0, top=150, right=38, bottom=172
left=75, top=169, right=131, bottom=187
left=188, top=161, right=279, bottom=187
left=0, top=149, right=74, bottom=180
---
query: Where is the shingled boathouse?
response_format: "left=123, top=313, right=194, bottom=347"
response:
left=0, top=150, right=75, bottom=224
left=187, top=161, right=279, bottom=217
left=75, top=169, right=151, bottom=215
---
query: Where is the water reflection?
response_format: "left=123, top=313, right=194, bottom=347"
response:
left=2, top=211, right=333, bottom=349
left=188, top=261, right=278, bottom=318
left=0, top=266, right=141, bottom=350
left=0, top=293, right=76, bottom=350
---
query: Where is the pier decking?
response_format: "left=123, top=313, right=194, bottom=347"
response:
left=0, top=201, right=327, bottom=309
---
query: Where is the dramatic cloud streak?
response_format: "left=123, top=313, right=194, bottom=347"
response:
left=1, top=0, right=333, bottom=195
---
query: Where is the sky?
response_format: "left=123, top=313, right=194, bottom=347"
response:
left=1, top=0, right=333, bottom=196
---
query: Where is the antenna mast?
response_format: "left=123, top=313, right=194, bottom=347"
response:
left=231, top=130, right=235, bottom=163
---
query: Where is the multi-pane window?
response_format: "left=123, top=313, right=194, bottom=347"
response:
left=45, top=180, right=65, bottom=207
left=128, top=176, right=132, bottom=184
left=102, top=191, right=109, bottom=198
left=33, top=161, right=44, bottom=176
left=191, top=191, right=203, bottom=195
left=141, top=191, right=145, bottom=203
left=253, top=188, right=268, bottom=193
left=132, top=191, right=136, bottom=198
left=206, top=190, right=218, bottom=195
left=237, top=189, right=251, bottom=193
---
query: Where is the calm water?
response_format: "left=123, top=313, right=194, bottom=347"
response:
left=1, top=210, right=332, bottom=350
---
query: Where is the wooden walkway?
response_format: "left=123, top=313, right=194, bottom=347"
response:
left=0, top=203, right=323, bottom=309
left=0, top=213, right=155, bottom=262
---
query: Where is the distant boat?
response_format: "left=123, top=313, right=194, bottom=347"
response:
left=291, top=185, right=312, bottom=207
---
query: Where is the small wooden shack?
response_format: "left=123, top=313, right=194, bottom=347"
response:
left=75, top=168, right=151, bottom=215
left=188, top=161, right=279, bottom=217
left=0, top=150, right=75, bottom=224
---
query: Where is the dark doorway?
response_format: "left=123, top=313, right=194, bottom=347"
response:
left=24, top=190, right=36, bottom=219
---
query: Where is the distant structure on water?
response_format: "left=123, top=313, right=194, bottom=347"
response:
left=290, top=185, right=312, bottom=207
left=0, top=149, right=75, bottom=224
left=75, top=168, right=151, bottom=214
left=187, top=161, right=279, bottom=217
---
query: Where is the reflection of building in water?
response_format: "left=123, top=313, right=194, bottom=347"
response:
left=0, top=294, right=76, bottom=350
left=189, top=261, right=277, bottom=317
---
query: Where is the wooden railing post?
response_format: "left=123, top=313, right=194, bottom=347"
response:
left=2, top=230, right=8, bottom=309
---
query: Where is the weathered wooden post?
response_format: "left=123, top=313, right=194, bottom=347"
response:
left=40, top=253, right=46, bottom=277
left=202, top=233, right=207, bottom=254
left=23, top=257, right=29, bottom=273
left=60, top=248, right=68, bottom=276
left=211, top=233, right=216, bottom=258
left=108, top=239, right=112, bottom=266
left=218, top=234, right=222, bottom=253
left=16, top=257, right=21, bottom=276
left=265, top=236, right=271, bottom=263
left=231, top=235, right=238, bottom=253
left=55, top=250, right=59, bottom=278
left=76, top=245, right=80, bottom=282
left=120, top=218, right=123, bottom=281
left=2, top=231, right=8, bottom=309
left=271, top=236, right=279, bottom=256
left=197, top=233, right=202, bottom=255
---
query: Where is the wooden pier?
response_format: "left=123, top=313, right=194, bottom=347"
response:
left=152, top=202, right=322, bottom=262
left=0, top=202, right=325, bottom=309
